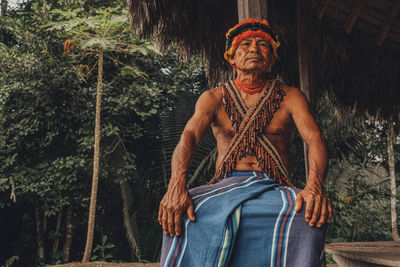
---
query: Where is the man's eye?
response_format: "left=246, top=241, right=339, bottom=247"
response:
left=242, top=42, right=250, bottom=46
left=258, top=43, right=267, bottom=47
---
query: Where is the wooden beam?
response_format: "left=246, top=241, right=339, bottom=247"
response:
left=344, top=0, right=364, bottom=34
left=237, top=0, right=268, bottom=21
left=324, top=5, right=400, bottom=43
left=331, top=1, right=400, bottom=30
left=297, top=0, right=316, bottom=180
left=331, top=1, right=400, bottom=33
left=376, top=0, right=400, bottom=46
left=316, top=0, right=332, bottom=20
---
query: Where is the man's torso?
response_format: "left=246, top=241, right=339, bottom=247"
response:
left=208, top=81, right=296, bottom=174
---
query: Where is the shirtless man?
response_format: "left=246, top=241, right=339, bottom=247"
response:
left=158, top=19, right=332, bottom=266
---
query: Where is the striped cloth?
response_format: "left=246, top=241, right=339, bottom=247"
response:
left=160, top=171, right=327, bottom=267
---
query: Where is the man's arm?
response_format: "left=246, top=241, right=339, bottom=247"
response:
left=286, top=87, right=332, bottom=228
left=158, top=89, right=219, bottom=236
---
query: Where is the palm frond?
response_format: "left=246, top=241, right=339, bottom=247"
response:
left=188, top=147, right=217, bottom=187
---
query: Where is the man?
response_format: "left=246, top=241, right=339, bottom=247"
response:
left=158, top=18, right=332, bottom=267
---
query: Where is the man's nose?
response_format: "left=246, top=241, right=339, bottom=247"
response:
left=248, top=41, right=259, bottom=53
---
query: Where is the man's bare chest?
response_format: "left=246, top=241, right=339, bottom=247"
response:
left=212, top=100, right=294, bottom=140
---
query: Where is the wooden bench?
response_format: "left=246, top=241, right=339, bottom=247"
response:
left=325, top=241, right=400, bottom=267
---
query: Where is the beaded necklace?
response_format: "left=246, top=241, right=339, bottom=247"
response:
left=234, top=78, right=266, bottom=94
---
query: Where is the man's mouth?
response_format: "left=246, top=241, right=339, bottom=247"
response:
left=246, top=57, right=262, bottom=61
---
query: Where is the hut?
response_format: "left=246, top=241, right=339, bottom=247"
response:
left=126, top=0, right=400, bottom=265
left=126, top=0, right=400, bottom=119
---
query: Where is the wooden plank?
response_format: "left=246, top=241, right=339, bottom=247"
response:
left=327, top=241, right=400, bottom=247
left=316, top=0, right=332, bottom=19
left=326, top=241, right=400, bottom=266
left=344, top=0, right=364, bottom=34
left=237, top=0, right=268, bottom=21
left=332, top=255, right=387, bottom=267
left=329, top=251, right=400, bottom=266
left=376, top=0, right=400, bottom=45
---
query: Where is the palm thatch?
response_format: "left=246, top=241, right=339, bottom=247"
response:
left=126, top=0, right=400, bottom=119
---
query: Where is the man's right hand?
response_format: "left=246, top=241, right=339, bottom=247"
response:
left=158, top=187, right=196, bottom=237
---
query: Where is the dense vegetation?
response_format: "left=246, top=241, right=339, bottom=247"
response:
left=0, top=0, right=398, bottom=266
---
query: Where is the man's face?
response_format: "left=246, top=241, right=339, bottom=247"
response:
left=228, top=36, right=272, bottom=72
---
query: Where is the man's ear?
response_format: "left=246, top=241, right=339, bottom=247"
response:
left=227, top=55, right=235, bottom=66
left=268, top=54, right=276, bottom=67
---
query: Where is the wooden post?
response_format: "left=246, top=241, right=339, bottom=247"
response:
left=235, top=0, right=268, bottom=78
left=297, top=0, right=315, bottom=180
left=237, top=0, right=268, bottom=21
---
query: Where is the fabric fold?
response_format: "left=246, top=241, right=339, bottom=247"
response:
left=160, top=171, right=327, bottom=267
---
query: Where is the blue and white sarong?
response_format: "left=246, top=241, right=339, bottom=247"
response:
left=160, top=171, right=327, bottom=267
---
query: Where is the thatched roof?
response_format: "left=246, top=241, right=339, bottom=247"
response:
left=126, top=0, right=400, bottom=119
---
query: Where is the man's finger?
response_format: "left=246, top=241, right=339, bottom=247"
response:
left=316, top=198, right=328, bottom=228
left=162, top=211, right=169, bottom=235
left=187, top=204, right=196, bottom=222
left=167, top=210, right=175, bottom=237
left=305, top=198, right=315, bottom=223
left=158, top=205, right=163, bottom=225
left=309, top=197, right=322, bottom=226
left=327, top=198, right=333, bottom=223
left=175, top=213, right=182, bottom=236
left=295, top=193, right=304, bottom=213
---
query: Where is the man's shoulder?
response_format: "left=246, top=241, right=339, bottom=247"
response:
left=279, top=82, right=300, bottom=95
left=280, top=83, right=308, bottom=103
left=199, top=86, right=224, bottom=103
left=195, top=86, right=224, bottom=112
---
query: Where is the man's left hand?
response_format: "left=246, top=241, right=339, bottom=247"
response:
left=295, top=185, right=332, bottom=228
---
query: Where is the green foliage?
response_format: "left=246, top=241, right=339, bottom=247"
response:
left=90, top=235, right=115, bottom=262
left=315, top=93, right=400, bottom=243
left=1, top=256, right=19, bottom=267
left=119, top=53, right=209, bottom=261
left=0, top=0, right=201, bottom=265
left=1, top=0, right=399, bottom=265
left=45, top=2, right=156, bottom=59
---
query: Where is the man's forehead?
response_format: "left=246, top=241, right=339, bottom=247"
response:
left=240, top=36, right=268, bottom=42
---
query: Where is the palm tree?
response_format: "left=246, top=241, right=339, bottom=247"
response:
left=387, top=118, right=399, bottom=241
left=48, top=5, right=152, bottom=261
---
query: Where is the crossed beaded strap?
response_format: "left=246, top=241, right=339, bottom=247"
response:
left=209, top=79, right=293, bottom=187
left=210, top=80, right=276, bottom=184
left=228, top=80, right=290, bottom=179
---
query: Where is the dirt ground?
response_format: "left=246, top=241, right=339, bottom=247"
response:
left=49, top=262, right=338, bottom=267
left=49, top=261, right=339, bottom=267
left=48, top=262, right=159, bottom=267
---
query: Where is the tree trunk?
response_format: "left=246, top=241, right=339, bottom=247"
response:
left=0, top=0, right=7, bottom=15
left=34, top=200, right=46, bottom=263
left=63, top=205, right=74, bottom=262
left=0, top=0, right=8, bottom=43
left=297, top=0, right=315, bottom=181
left=388, top=119, right=399, bottom=241
left=52, top=208, right=63, bottom=255
left=82, top=49, right=103, bottom=262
